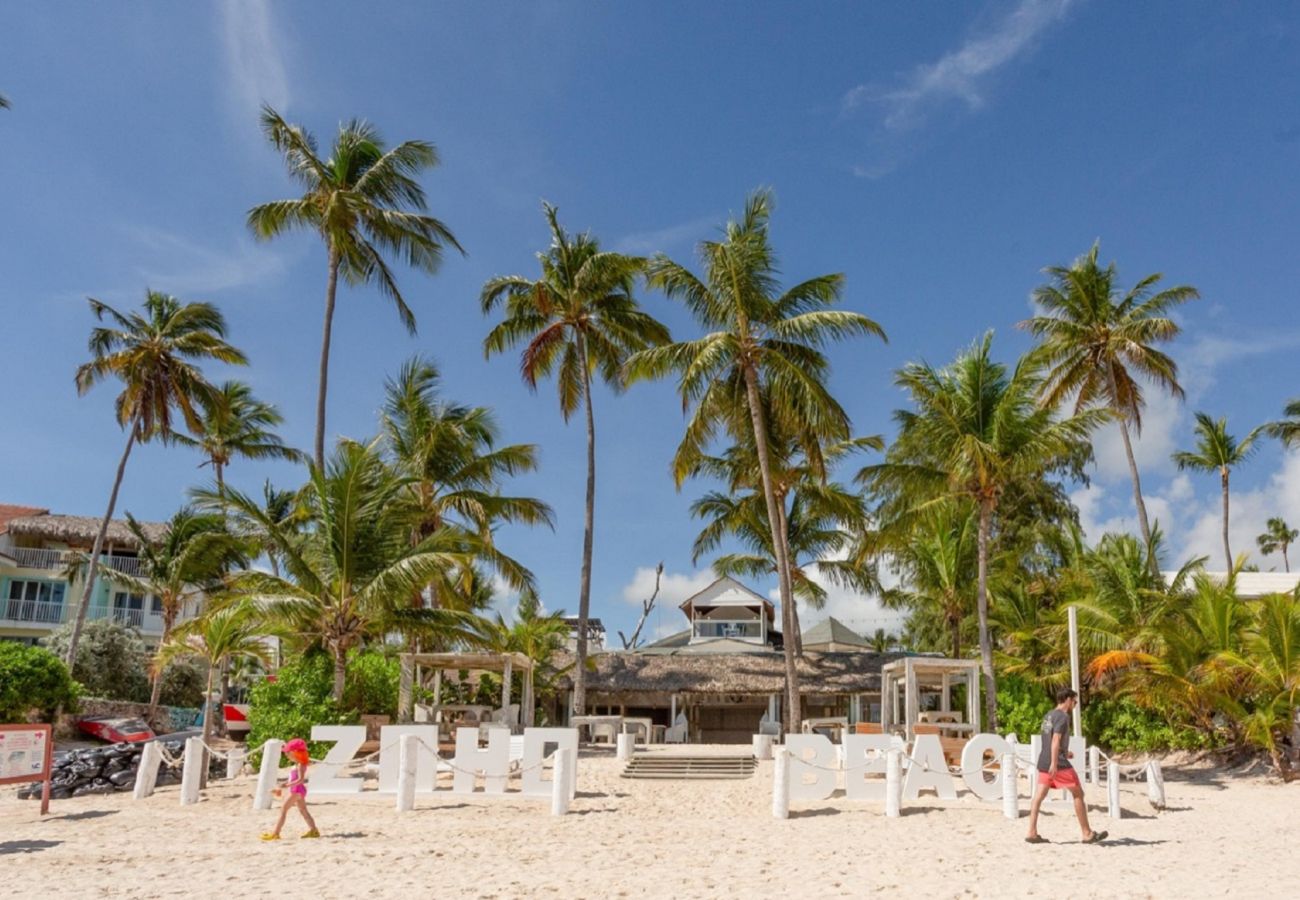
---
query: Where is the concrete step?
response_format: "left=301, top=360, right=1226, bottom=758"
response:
left=621, top=755, right=757, bottom=780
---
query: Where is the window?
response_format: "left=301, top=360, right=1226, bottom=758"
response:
left=4, top=579, right=66, bottom=623
left=151, top=596, right=163, bottom=615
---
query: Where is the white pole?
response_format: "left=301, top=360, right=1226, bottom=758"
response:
left=1107, top=760, right=1122, bottom=820
left=885, top=748, right=902, bottom=818
left=226, top=747, right=247, bottom=780
left=772, top=747, right=790, bottom=820
left=551, top=748, right=573, bottom=816
left=252, top=739, right=283, bottom=811
left=180, top=736, right=203, bottom=806
left=395, top=734, right=418, bottom=812
left=753, top=734, right=773, bottom=761
left=1001, top=753, right=1018, bottom=820
left=1088, top=746, right=1100, bottom=786
left=133, top=741, right=162, bottom=800
left=1068, top=605, right=1082, bottom=738
left=616, top=732, right=634, bottom=762
left=1146, top=760, right=1166, bottom=810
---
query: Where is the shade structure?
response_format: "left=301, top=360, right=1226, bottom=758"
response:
left=397, top=651, right=536, bottom=726
left=878, top=657, right=981, bottom=740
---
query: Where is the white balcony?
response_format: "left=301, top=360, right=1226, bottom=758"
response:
left=691, top=620, right=764, bottom=641
left=1, top=598, right=68, bottom=626
left=7, top=546, right=145, bottom=577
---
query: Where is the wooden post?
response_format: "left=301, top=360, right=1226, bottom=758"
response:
left=398, top=654, right=414, bottom=724
left=772, top=746, right=790, bottom=819
left=133, top=741, right=162, bottom=800
left=885, top=748, right=902, bottom=818
left=551, top=748, right=573, bottom=816
left=1107, top=761, right=1122, bottom=820
left=523, top=666, right=535, bottom=727
left=252, top=739, right=282, bottom=811
left=180, top=736, right=203, bottom=806
left=940, top=672, right=951, bottom=713
left=395, top=734, right=418, bottom=812
left=501, top=657, right=513, bottom=714
left=1001, top=753, right=1018, bottom=820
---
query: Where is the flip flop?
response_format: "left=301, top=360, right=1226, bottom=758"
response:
left=301, top=829, right=320, bottom=839
left=260, top=833, right=280, bottom=842
left=1082, top=831, right=1108, bottom=844
left=1024, top=835, right=1050, bottom=844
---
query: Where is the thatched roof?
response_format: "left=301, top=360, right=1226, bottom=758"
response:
left=5, top=513, right=166, bottom=547
left=560, top=649, right=903, bottom=694
left=0, top=504, right=47, bottom=535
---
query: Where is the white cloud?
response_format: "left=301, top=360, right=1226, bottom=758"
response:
left=842, top=0, right=1075, bottom=132
left=1175, top=450, right=1300, bottom=571
left=621, top=566, right=716, bottom=610
left=613, top=216, right=717, bottom=256
left=766, top=555, right=907, bottom=638
left=123, top=225, right=287, bottom=296
left=218, top=0, right=290, bottom=115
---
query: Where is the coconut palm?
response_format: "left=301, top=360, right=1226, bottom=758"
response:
left=473, top=593, right=570, bottom=725
left=1020, top=244, right=1198, bottom=568
left=861, top=334, right=1102, bottom=728
left=217, top=440, right=484, bottom=700
left=380, top=356, right=553, bottom=618
left=69, top=291, right=247, bottom=666
left=103, top=508, right=249, bottom=722
left=248, top=107, right=463, bottom=469
left=881, top=504, right=979, bottom=659
left=1172, top=413, right=1261, bottom=570
left=172, top=380, right=303, bottom=495
left=1257, top=518, right=1299, bottom=573
left=867, top=628, right=895, bottom=653
left=1263, top=399, right=1300, bottom=449
left=154, top=600, right=273, bottom=786
left=1228, top=589, right=1300, bottom=780
left=626, top=189, right=886, bottom=728
left=481, top=203, right=669, bottom=715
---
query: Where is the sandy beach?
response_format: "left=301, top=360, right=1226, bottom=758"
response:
left=1, top=748, right=1295, bottom=899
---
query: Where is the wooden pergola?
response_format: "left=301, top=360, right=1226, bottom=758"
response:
left=879, top=657, right=981, bottom=740
left=397, top=651, right=536, bottom=726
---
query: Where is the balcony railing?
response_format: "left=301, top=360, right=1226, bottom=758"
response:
left=7, top=547, right=145, bottom=577
left=1, top=598, right=68, bottom=625
left=99, top=607, right=146, bottom=629
left=692, top=620, right=763, bottom=640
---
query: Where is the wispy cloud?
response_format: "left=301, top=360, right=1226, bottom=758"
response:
left=218, top=0, right=290, bottom=115
left=614, top=216, right=717, bottom=255
left=123, top=225, right=288, bottom=296
left=844, top=0, right=1075, bottom=133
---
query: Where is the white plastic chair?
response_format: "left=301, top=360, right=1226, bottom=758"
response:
left=663, top=713, right=688, bottom=744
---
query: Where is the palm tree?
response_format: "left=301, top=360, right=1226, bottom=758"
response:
left=173, top=380, right=303, bottom=495
left=69, top=291, right=247, bottom=666
left=154, top=601, right=273, bottom=786
left=473, top=593, right=570, bottom=726
left=1020, top=243, right=1198, bottom=567
left=1257, top=518, right=1299, bottom=572
left=1172, top=413, right=1260, bottom=570
left=868, top=628, right=895, bottom=653
left=881, top=503, right=979, bottom=660
left=1229, top=589, right=1300, bottom=781
left=1263, top=399, right=1300, bottom=449
left=103, top=508, right=249, bottom=722
left=861, top=334, right=1102, bottom=728
left=218, top=440, right=481, bottom=700
left=380, top=356, right=553, bottom=619
left=626, top=190, right=885, bottom=728
left=481, top=203, right=669, bottom=716
left=248, top=107, right=463, bottom=469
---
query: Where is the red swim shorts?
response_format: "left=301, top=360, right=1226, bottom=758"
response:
left=1037, top=768, right=1080, bottom=789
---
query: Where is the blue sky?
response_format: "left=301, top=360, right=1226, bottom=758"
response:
left=2, top=1, right=1299, bottom=641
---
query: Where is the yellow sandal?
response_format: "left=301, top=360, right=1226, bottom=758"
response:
left=301, top=829, right=320, bottom=839
left=260, top=833, right=280, bottom=841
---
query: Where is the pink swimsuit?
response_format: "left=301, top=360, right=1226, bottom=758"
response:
left=287, top=767, right=307, bottom=796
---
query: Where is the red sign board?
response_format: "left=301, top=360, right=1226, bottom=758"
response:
left=0, top=724, right=54, bottom=814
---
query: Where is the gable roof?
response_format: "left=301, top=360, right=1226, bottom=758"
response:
left=802, top=616, right=869, bottom=648
left=678, top=576, right=775, bottom=614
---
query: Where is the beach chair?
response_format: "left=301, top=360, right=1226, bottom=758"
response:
left=758, top=711, right=781, bottom=741
left=590, top=722, right=618, bottom=745
left=663, top=713, right=688, bottom=744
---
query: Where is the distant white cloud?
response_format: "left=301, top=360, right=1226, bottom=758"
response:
left=843, top=0, right=1075, bottom=133
left=621, top=566, right=715, bottom=610
left=218, top=0, right=290, bottom=116
left=765, top=553, right=907, bottom=638
left=614, top=216, right=717, bottom=256
left=123, top=225, right=287, bottom=296
left=1175, top=450, right=1300, bottom=571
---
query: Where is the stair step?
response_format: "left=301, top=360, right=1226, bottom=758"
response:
left=621, top=754, right=757, bottom=780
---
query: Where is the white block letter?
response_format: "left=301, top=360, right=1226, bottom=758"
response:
left=520, top=728, right=579, bottom=798
left=903, top=734, right=957, bottom=800
left=309, top=725, right=365, bottom=795
left=843, top=734, right=895, bottom=801
left=785, top=733, right=837, bottom=802
left=453, top=727, right=510, bottom=794
left=376, top=725, right=440, bottom=793
left=960, top=733, right=1011, bottom=801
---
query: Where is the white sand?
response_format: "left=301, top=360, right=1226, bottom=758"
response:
left=1, top=748, right=1295, bottom=899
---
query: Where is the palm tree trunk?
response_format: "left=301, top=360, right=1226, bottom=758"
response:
left=774, top=500, right=802, bottom=656
left=332, top=648, right=347, bottom=704
left=1221, top=468, right=1232, bottom=570
left=1117, top=417, right=1156, bottom=564
left=219, top=660, right=231, bottom=737
left=1284, top=544, right=1291, bottom=573
left=572, top=336, right=597, bottom=717
left=951, top=615, right=962, bottom=660
left=66, top=426, right=138, bottom=666
left=741, top=363, right=802, bottom=730
left=976, top=499, right=998, bottom=731
left=314, top=248, right=341, bottom=471
left=200, top=664, right=215, bottom=789
left=146, top=606, right=176, bottom=727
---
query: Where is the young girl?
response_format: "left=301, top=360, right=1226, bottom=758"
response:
left=261, top=738, right=319, bottom=840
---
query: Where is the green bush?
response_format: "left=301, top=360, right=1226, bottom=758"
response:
left=246, top=651, right=355, bottom=767
left=995, top=674, right=1055, bottom=740
left=1083, top=696, right=1214, bottom=753
left=342, top=649, right=400, bottom=718
left=42, top=620, right=150, bottom=702
left=158, top=658, right=207, bottom=709
left=0, top=641, right=80, bottom=723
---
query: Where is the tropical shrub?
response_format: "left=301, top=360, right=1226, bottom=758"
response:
left=1083, top=697, right=1213, bottom=753
left=0, top=641, right=80, bottom=723
left=995, top=674, right=1054, bottom=740
left=42, top=620, right=150, bottom=702
left=342, top=649, right=400, bottom=719
left=246, top=651, right=354, bottom=766
left=157, top=657, right=207, bottom=709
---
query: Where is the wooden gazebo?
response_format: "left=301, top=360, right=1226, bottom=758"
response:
left=879, top=657, right=981, bottom=740
left=397, top=651, right=536, bottom=726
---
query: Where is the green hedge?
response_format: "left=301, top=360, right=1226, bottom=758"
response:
left=0, top=641, right=80, bottom=723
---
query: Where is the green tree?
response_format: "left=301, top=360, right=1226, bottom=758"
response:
left=0, top=642, right=79, bottom=723
left=69, top=291, right=246, bottom=666
left=1257, top=518, right=1299, bottom=573
left=1172, top=412, right=1260, bottom=570
left=248, top=107, right=463, bottom=469
left=1229, top=589, right=1300, bottom=781
left=862, top=334, right=1101, bottom=728
left=1263, top=399, right=1300, bottom=449
left=155, top=601, right=273, bottom=785
left=481, top=203, right=668, bottom=715
left=216, top=440, right=482, bottom=700
left=42, top=619, right=151, bottom=701
left=380, top=356, right=552, bottom=619
left=173, top=381, right=303, bottom=495
left=882, top=503, right=979, bottom=659
left=627, top=190, right=885, bottom=727
left=102, top=507, right=249, bottom=722
left=1021, top=243, right=1197, bottom=569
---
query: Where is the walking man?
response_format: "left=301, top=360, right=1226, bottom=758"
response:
left=1026, top=688, right=1107, bottom=844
